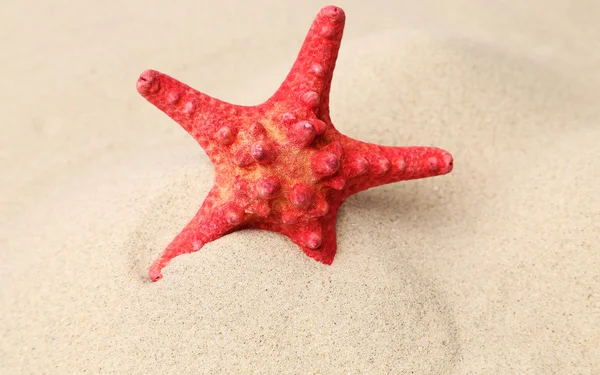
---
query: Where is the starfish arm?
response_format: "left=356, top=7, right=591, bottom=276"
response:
left=136, top=69, right=239, bottom=148
left=148, top=187, right=245, bottom=281
left=276, top=204, right=341, bottom=265
left=269, top=6, right=346, bottom=121
left=339, top=139, right=454, bottom=196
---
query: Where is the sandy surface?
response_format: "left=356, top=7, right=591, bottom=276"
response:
left=2, top=0, right=599, bottom=374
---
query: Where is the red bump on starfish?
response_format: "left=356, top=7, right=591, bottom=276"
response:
left=289, top=183, right=316, bottom=210
left=215, top=126, right=235, bottom=145
left=289, top=121, right=317, bottom=147
left=136, top=5, right=454, bottom=281
left=255, top=176, right=281, bottom=200
left=311, top=151, right=340, bottom=178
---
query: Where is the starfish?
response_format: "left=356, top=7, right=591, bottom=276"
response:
left=136, top=5, right=453, bottom=282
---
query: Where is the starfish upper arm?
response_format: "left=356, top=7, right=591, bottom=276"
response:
left=269, top=6, right=346, bottom=120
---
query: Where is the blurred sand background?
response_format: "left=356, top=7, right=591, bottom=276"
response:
left=1, top=0, right=599, bottom=373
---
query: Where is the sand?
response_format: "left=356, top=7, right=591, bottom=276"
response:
left=2, top=0, right=599, bottom=373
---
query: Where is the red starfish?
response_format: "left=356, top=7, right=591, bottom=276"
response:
left=136, top=5, right=453, bottom=282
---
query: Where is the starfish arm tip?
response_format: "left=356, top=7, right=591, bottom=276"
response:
left=317, top=5, right=346, bottom=22
left=148, top=261, right=165, bottom=282
left=136, top=69, right=161, bottom=96
left=304, top=247, right=336, bottom=265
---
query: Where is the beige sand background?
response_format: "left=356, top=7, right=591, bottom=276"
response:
left=2, top=0, right=599, bottom=373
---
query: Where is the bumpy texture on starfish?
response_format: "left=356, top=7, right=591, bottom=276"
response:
left=136, top=5, right=453, bottom=281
